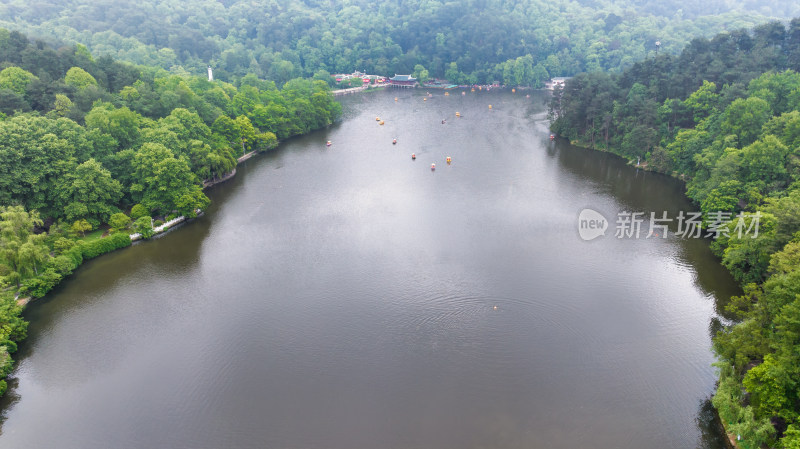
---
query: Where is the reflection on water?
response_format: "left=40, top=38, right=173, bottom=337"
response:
left=0, top=89, right=737, bottom=449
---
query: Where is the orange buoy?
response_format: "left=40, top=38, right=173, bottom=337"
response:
left=394, top=97, right=398, bottom=101
left=411, top=153, right=416, bottom=160
left=423, top=97, right=427, bottom=101
left=446, top=156, right=451, bottom=164
left=512, top=88, right=516, bottom=93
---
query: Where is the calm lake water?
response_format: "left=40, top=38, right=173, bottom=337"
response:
left=0, top=89, right=740, bottom=449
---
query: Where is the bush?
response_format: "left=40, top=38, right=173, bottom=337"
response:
left=49, top=254, right=78, bottom=276
left=1, top=340, right=17, bottom=354
left=130, top=204, right=149, bottom=220
left=154, top=219, right=164, bottom=227
left=53, top=237, right=75, bottom=255
left=65, top=245, right=84, bottom=267
left=133, top=216, right=154, bottom=239
left=79, top=232, right=132, bottom=259
left=21, top=269, right=62, bottom=298
left=108, top=212, right=131, bottom=233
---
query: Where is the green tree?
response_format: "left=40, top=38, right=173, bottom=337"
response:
left=0, top=206, right=46, bottom=288
left=58, top=158, right=123, bottom=226
left=64, top=67, right=98, bottom=90
left=0, top=66, right=37, bottom=95
left=108, top=212, right=131, bottom=233
left=71, top=219, right=92, bottom=238
left=133, top=216, right=154, bottom=239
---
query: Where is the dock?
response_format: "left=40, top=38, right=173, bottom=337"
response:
left=333, top=86, right=369, bottom=96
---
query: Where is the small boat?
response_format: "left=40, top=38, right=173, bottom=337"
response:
left=462, top=91, right=466, bottom=95
left=431, top=163, right=436, bottom=170
left=549, top=134, right=555, bottom=140
left=512, top=88, right=516, bottom=93
left=326, top=140, right=332, bottom=146
left=376, top=117, right=380, bottom=121
left=446, top=156, right=451, bottom=164
left=471, top=88, right=475, bottom=92
left=394, top=97, right=398, bottom=101
left=445, top=92, right=449, bottom=96
left=488, top=104, right=492, bottom=109
left=424, top=97, right=427, bottom=101
left=411, top=153, right=416, bottom=160
left=379, top=120, right=385, bottom=125
left=455, top=112, right=460, bottom=117
left=392, top=138, right=397, bottom=144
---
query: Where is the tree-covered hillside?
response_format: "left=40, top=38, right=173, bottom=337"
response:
left=550, top=17, right=800, bottom=448
left=0, top=28, right=343, bottom=396
left=0, top=0, right=794, bottom=85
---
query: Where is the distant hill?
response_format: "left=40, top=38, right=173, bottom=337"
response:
left=0, top=0, right=794, bottom=84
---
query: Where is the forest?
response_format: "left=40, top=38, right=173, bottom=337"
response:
left=1, top=0, right=798, bottom=87
left=0, top=28, right=342, bottom=395
left=550, top=17, right=800, bottom=449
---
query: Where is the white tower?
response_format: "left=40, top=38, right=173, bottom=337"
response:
left=207, top=66, right=213, bottom=81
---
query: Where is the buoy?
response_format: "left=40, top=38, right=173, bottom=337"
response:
left=462, top=91, right=465, bottom=95
left=526, top=94, right=530, bottom=98
left=512, top=88, right=516, bottom=93
left=392, top=138, right=397, bottom=144
left=488, top=104, right=492, bottom=109
left=471, top=88, right=475, bottom=92
left=379, top=120, right=385, bottom=125
left=479, top=86, right=482, bottom=91
left=493, top=305, right=498, bottom=310
left=431, top=163, right=436, bottom=170
left=424, top=97, right=427, bottom=101
left=445, top=91, right=449, bottom=96
left=411, top=153, right=416, bottom=160
left=446, top=156, right=451, bottom=164
left=394, top=97, right=398, bottom=101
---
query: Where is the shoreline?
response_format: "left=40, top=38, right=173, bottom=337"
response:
left=557, top=134, right=742, bottom=449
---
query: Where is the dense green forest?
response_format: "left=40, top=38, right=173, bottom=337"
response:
left=551, top=18, right=800, bottom=448
left=0, top=0, right=797, bottom=86
left=0, top=28, right=342, bottom=396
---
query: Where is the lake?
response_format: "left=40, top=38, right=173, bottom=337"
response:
left=0, top=89, right=740, bottom=449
